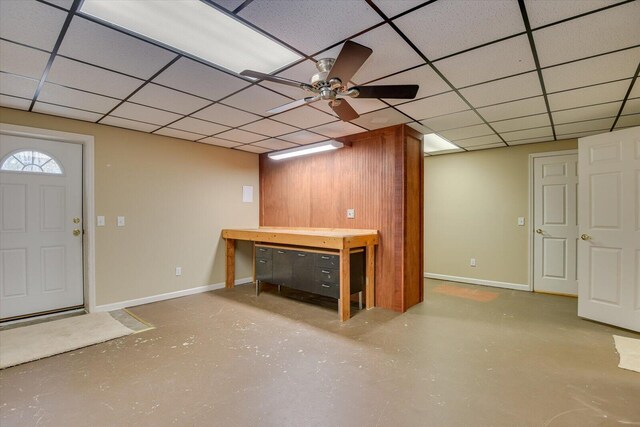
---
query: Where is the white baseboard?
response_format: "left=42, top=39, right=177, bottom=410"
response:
left=424, top=273, right=530, bottom=291
left=94, top=277, right=253, bottom=312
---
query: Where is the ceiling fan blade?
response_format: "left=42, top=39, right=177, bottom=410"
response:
left=327, top=41, right=373, bottom=84
left=267, top=96, right=320, bottom=114
left=351, top=85, right=419, bottom=99
left=331, top=99, right=360, bottom=121
left=240, top=70, right=312, bottom=90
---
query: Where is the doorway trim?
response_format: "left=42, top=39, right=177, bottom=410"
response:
left=528, top=149, right=578, bottom=293
left=0, top=123, right=96, bottom=314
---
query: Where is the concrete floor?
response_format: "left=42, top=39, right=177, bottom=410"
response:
left=1, top=279, right=638, bottom=426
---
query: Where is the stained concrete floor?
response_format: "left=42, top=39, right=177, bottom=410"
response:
left=1, top=279, right=638, bottom=426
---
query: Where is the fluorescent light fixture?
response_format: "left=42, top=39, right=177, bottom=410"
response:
left=423, top=133, right=460, bottom=153
left=268, top=140, right=344, bottom=160
left=79, top=0, right=301, bottom=74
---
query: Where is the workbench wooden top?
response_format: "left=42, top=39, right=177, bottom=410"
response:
left=221, top=227, right=379, bottom=249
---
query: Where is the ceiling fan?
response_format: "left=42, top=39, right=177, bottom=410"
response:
left=240, top=41, right=419, bottom=121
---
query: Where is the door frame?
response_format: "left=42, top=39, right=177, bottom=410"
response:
left=528, top=149, right=578, bottom=292
left=0, top=123, right=96, bottom=314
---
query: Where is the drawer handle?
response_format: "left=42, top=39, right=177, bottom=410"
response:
left=258, top=260, right=266, bottom=264
left=321, top=270, right=330, bottom=274
left=258, top=248, right=267, bottom=251
left=321, top=256, right=331, bottom=260
left=321, top=284, right=331, bottom=288
left=277, top=250, right=285, bottom=254
left=297, top=253, right=306, bottom=257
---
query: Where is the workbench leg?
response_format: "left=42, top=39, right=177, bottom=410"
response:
left=339, top=248, right=351, bottom=321
left=225, top=238, right=236, bottom=288
left=366, top=244, right=375, bottom=309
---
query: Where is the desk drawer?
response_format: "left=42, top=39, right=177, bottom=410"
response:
left=255, top=246, right=272, bottom=259
left=315, top=281, right=339, bottom=298
left=316, top=253, right=339, bottom=268
left=255, top=258, right=272, bottom=282
left=315, top=267, right=339, bottom=284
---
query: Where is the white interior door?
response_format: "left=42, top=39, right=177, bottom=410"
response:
left=533, top=153, right=579, bottom=295
left=578, top=127, right=640, bottom=332
left=0, top=134, right=83, bottom=320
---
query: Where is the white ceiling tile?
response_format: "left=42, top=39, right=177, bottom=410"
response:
left=465, top=142, right=507, bottom=151
left=100, top=116, right=160, bottom=133
left=0, top=40, right=50, bottom=79
left=547, top=80, right=630, bottom=111
left=170, top=117, right=230, bottom=136
left=38, top=83, right=120, bottom=113
left=525, top=0, right=626, bottom=29
left=434, top=35, right=536, bottom=88
left=0, top=73, right=39, bottom=99
left=371, top=65, right=451, bottom=105
left=556, top=130, right=606, bottom=138
left=252, top=139, right=298, bottom=150
left=552, top=101, right=622, bottom=124
left=153, top=57, right=250, bottom=101
left=42, top=0, right=75, bottom=9
left=476, top=96, right=548, bottom=122
left=110, top=102, right=182, bottom=126
left=58, top=17, right=178, bottom=79
left=199, top=137, right=242, bottom=148
left=128, top=83, right=210, bottom=115
left=407, top=122, right=432, bottom=134
left=454, top=135, right=504, bottom=147
left=508, top=137, right=555, bottom=145
left=347, top=24, right=424, bottom=84
left=240, top=119, right=299, bottom=137
left=46, top=57, right=143, bottom=98
left=0, top=94, right=31, bottom=110
left=491, top=113, right=551, bottom=133
left=0, top=0, right=66, bottom=51
left=554, top=117, right=614, bottom=134
left=33, top=102, right=102, bottom=122
left=210, top=0, right=245, bottom=12
left=259, top=60, right=318, bottom=99
left=222, top=85, right=293, bottom=116
left=630, top=81, right=640, bottom=99
left=215, top=129, right=266, bottom=143
left=193, top=103, right=260, bottom=127
left=235, top=145, right=269, bottom=154
left=533, top=1, right=640, bottom=67
left=460, top=72, right=542, bottom=108
left=420, top=110, right=483, bottom=132
left=348, top=98, right=388, bottom=115
left=351, top=107, right=413, bottom=130
left=501, top=127, right=553, bottom=142
left=615, top=114, right=640, bottom=128
left=542, top=47, right=640, bottom=92
left=440, top=124, right=495, bottom=141
left=622, top=98, right=640, bottom=115
left=308, top=121, right=366, bottom=139
left=394, top=0, right=525, bottom=60
left=396, top=92, right=469, bottom=121
left=270, top=105, right=338, bottom=129
left=374, top=0, right=425, bottom=18
left=238, top=1, right=383, bottom=55
left=154, top=127, right=205, bottom=141
left=278, top=130, right=328, bottom=145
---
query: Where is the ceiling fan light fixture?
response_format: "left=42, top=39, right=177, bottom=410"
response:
left=423, top=133, right=460, bottom=153
left=79, top=0, right=301, bottom=75
left=268, top=140, right=344, bottom=160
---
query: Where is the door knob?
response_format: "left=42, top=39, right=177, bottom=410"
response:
left=73, top=217, right=81, bottom=224
left=581, top=234, right=591, bottom=241
left=73, top=229, right=81, bottom=236
left=535, top=229, right=544, bottom=234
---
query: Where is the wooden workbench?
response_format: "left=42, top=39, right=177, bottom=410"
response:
left=221, top=227, right=379, bottom=321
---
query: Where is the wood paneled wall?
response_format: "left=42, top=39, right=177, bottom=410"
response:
left=259, top=125, right=423, bottom=312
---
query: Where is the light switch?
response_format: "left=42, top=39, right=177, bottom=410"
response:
left=347, top=209, right=355, bottom=219
left=117, top=216, right=125, bottom=227
left=97, top=216, right=105, bottom=227
left=517, top=217, right=525, bottom=226
left=242, top=185, right=253, bottom=203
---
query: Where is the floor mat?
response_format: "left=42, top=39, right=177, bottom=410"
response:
left=613, top=335, right=640, bottom=373
left=0, top=311, right=152, bottom=369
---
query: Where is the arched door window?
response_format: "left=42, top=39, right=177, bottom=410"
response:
left=0, top=150, right=63, bottom=174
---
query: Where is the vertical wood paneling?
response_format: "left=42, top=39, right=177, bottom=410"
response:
left=260, top=125, right=423, bottom=312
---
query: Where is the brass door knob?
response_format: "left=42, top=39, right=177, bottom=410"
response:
left=535, top=229, right=543, bottom=234
left=581, top=234, right=591, bottom=241
left=73, top=229, right=81, bottom=236
left=73, top=217, right=81, bottom=224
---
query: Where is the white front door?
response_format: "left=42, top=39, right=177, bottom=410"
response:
left=0, top=135, right=83, bottom=320
left=578, top=127, right=640, bottom=332
left=533, top=153, right=579, bottom=295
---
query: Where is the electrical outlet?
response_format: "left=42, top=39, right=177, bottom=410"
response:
left=347, top=208, right=355, bottom=219
left=175, top=267, right=182, bottom=276
left=117, top=216, right=125, bottom=227
left=517, top=217, right=525, bottom=226
left=97, top=216, right=105, bottom=227
left=470, top=258, right=477, bottom=267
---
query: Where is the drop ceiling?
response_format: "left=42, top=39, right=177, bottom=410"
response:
left=0, top=0, right=638, bottom=156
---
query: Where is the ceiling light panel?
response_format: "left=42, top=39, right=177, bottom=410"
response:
left=542, top=47, right=640, bottom=93
left=0, top=73, right=39, bottom=99
left=38, top=82, right=120, bottom=113
left=525, top=0, right=626, bottom=29
left=109, top=102, right=182, bottom=126
left=46, top=57, right=143, bottom=98
left=434, top=35, right=536, bottom=88
left=393, top=0, right=525, bottom=60
left=547, top=80, right=631, bottom=111
left=192, top=103, right=260, bottom=128
left=533, top=1, right=640, bottom=67
left=79, top=0, right=301, bottom=74
left=0, top=41, right=50, bottom=80
left=423, top=134, right=460, bottom=153
left=459, top=71, right=542, bottom=108
left=238, top=0, right=382, bottom=55
left=33, top=102, right=103, bottom=122
left=370, top=65, right=451, bottom=105
left=128, top=83, right=210, bottom=115
left=0, top=0, right=67, bottom=51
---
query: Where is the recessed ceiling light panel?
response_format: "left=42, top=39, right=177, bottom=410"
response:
left=423, top=133, right=460, bottom=153
left=79, top=0, right=302, bottom=75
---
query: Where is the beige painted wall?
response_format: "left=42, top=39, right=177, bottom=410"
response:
left=424, top=139, right=578, bottom=286
left=0, top=107, right=259, bottom=306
